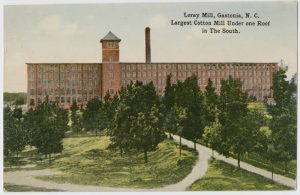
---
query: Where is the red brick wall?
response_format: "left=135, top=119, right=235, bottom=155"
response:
left=101, top=41, right=121, bottom=97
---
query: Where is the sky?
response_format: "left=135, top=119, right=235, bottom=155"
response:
left=3, top=0, right=298, bottom=92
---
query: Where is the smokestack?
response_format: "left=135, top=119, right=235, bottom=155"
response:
left=145, top=27, right=151, bottom=63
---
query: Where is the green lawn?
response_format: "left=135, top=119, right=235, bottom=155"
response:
left=236, top=152, right=296, bottom=179
left=4, top=183, right=62, bottom=192
left=197, top=102, right=296, bottom=179
left=37, top=136, right=197, bottom=189
left=188, top=159, right=292, bottom=191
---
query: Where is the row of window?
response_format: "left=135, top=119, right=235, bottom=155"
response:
left=121, top=76, right=272, bottom=87
left=121, top=63, right=276, bottom=71
left=30, top=88, right=99, bottom=96
left=30, top=72, right=99, bottom=80
left=30, top=95, right=99, bottom=105
left=121, top=70, right=272, bottom=79
left=31, top=80, right=98, bottom=88
left=198, top=77, right=272, bottom=84
left=29, top=64, right=99, bottom=72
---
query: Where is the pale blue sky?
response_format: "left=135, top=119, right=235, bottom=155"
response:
left=3, top=1, right=297, bottom=92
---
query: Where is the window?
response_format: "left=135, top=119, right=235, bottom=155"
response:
left=72, top=96, right=76, bottom=103
left=110, top=80, right=114, bottom=87
left=109, top=64, right=114, bottom=71
left=109, top=89, right=114, bottom=95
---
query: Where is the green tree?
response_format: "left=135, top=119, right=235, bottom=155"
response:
left=82, top=98, right=103, bottom=136
left=103, top=93, right=119, bottom=135
left=163, top=105, right=187, bottom=157
left=28, top=97, right=68, bottom=164
left=110, top=81, right=164, bottom=162
left=3, top=106, right=26, bottom=159
left=218, top=76, right=248, bottom=167
left=111, top=103, right=132, bottom=156
left=163, top=74, right=175, bottom=112
left=70, top=102, right=82, bottom=134
left=202, top=117, right=222, bottom=157
left=204, top=78, right=219, bottom=125
left=131, top=106, right=166, bottom=163
left=174, top=75, right=206, bottom=150
left=267, top=68, right=297, bottom=174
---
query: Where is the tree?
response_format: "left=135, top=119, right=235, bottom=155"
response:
left=163, top=105, right=187, bottom=157
left=103, top=93, right=119, bottom=136
left=3, top=106, right=26, bottom=159
left=82, top=98, right=103, bottom=136
left=110, top=81, right=164, bottom=162
left=70, top=102, right=82, bottom=134
left=15, top=96, right=25, bottom=106
left=232, top=109, right=265, bottom=167
left=218, top=76, right=248, bottom=167
left=202, top=117, right=222, bottom=157
left=204, top=78, right=219, bottom=125
left=255, top=126, right=280, bottom=181
left=27, top=97, right=68, bottom=164
left=163, top=74, right=175, bottom=112
left=267, top=68, right=297, bottom=174
left=131, top=106, right=166, bottom=163
left=174, top=75, right=206, bottom=150
left=110, top=103, right=132, bottom=156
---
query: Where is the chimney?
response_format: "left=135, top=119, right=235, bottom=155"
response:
left=145, top=27, right=151, bottom=63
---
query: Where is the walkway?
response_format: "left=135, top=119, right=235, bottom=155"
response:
left=172, top=134, right=296, bottom=189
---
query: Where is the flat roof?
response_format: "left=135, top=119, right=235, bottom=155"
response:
left=26, top=62, right=278, bottom=65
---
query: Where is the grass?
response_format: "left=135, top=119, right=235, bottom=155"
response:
left=235, top=152, right=296, bottom=179
left=197, top=102, right=296, bottom=179
left=36, top=136, right=197, bottom=189
left=188, top=159, right=292, bottom=191
left=4, top=145, right=51, bottom=172
left=4, top=183, right=62, bottom=192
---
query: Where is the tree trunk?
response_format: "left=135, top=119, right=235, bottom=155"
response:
left=271, top=163, right=274, bottom=182
left=212, top=149, right=214, bottom=158
left=194, top=141, right=196, bottom=150
left=169, top=132, right=171, bottom=139
left=49, top=153, right=51, bottom=164
left=16, top=152, right=19, bottom=160
left=144, top=150, right=148, bottom=163
left=45, top=154, right=47, bottom=159
left=237, top=153, right=241, bottom=168
left=284, top=161, right=287, bottom=175
left=120, top=147, right=123, bottom=157
left=179, top=136, right=182, bottom=158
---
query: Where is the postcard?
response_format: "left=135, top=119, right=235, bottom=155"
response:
left=2, top=0, right=298, bottom=192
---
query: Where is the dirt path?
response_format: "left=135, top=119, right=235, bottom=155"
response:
left=4, top=135, right=296, bottom=191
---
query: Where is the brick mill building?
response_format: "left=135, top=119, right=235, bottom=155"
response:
left=27, top=27, right=278, bottom=109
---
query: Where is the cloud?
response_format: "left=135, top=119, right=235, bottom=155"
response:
left=63, top=23, right=79, bottom=34
left=148, top=14, right=168, bottom=29
left=33, top=14, right=81, bottom=36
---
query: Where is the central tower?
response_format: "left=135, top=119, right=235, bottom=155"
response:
left=100, top=31, right=121, bottom=98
